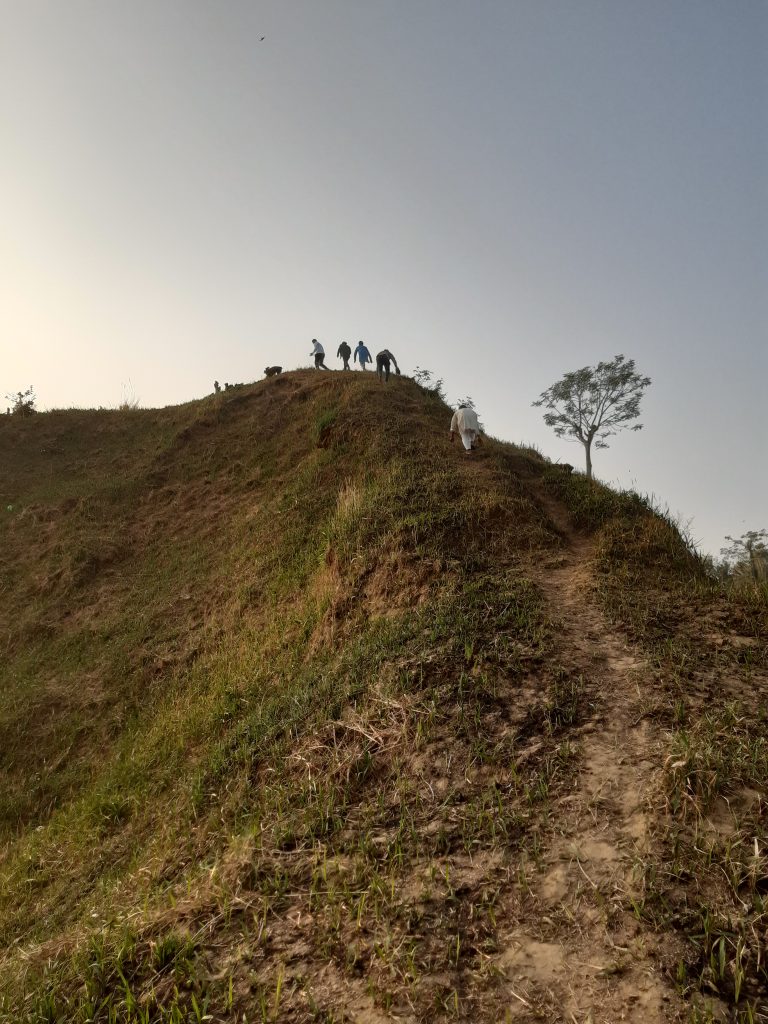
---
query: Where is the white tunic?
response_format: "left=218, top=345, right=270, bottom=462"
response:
left=451, top=407, right=479, bottom=434
left=451, top=407, right=480, bottom=450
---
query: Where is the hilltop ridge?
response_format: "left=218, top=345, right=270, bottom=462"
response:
left=1, top=372, right=766, bottom=1022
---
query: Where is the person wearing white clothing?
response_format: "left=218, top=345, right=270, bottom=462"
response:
left=310, top=339, right=328, bottom=369
left=450, top=404, right=482, bottom=452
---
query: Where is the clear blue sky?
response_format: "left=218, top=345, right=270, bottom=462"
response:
left=1, top=1, right=766, bottom=555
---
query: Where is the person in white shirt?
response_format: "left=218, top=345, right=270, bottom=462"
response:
left=310, top=339, right=328, bottom=369
left=450, top=404, right=482, bottom=452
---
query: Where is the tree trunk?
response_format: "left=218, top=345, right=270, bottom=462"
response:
left=584, top=442, right=592, bottom=481
left=749, top=544, right=759, bottom=583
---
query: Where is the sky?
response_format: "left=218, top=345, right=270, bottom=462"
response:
left=1, top=1, right=766, bottom=555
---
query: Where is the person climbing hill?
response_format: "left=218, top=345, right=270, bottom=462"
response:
left=376, top=349, right=400, bottom=382
left=354, top=341, right=371, bottom=370
left=450, top=404, right=482, bottom=453
left=337, top=341, right=351, bottom=370
left=310, top=339, right=328, bottom=370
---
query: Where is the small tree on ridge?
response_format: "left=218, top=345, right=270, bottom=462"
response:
left=6, top=386, right=37, bottom=417
left=533, top=355, right=651, bottom=480
left=720, top=530, right=768, bottom=583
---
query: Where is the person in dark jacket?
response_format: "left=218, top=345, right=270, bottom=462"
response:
left=337, top=341, right=351, bottom=370
left=376, top=349, right=400, bottom=382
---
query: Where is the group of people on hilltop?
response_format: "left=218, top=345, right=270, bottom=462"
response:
left=260, top=339, right=481, bottom=455
left=310, top=340, right=400, bottom=382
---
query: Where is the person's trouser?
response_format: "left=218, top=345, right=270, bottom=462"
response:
left=376, top=356, right=390, bottom=381
left=314, top=354, right=327, bottom=369
left=342, top=358, right=350, bottom=370
left=460, top=429, right=477, bottom=450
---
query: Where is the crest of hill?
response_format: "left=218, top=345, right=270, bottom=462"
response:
left=1, top=371, right=765, bottom=1022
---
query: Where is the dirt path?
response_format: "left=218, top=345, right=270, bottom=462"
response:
left=499, top=486, right=686, bottom=1023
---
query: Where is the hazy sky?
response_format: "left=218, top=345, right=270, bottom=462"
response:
left=2, top=1, right=766, bottom=554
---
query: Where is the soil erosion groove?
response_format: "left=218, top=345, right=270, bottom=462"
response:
left=507, top=470, right=682, bottom=1021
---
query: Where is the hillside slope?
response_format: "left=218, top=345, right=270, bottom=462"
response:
left=1, top=372, right=766, bottom=1023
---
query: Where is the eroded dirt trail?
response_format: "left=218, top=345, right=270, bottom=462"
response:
left=507, top=490, right=684, bottom=1023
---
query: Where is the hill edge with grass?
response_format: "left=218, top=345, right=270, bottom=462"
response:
left=1, top=372, right=766, bottom=1023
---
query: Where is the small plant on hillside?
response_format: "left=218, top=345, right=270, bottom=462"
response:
left=118, top=381, right=140, bottom=411
left=6, top=386, right=36, bottom=417
left=413, top=367, right=446, bottom=402
left=533, top=354, right=651, bottom=480
left=314, top=406, right=338, bottom=447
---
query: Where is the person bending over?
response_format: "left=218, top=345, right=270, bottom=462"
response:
left=450, top=404, right=482, bottom=453
left=376, top=349, right=399, bottom=382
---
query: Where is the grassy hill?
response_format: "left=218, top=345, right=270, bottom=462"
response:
left=0, top=372, right=766, bottom=1023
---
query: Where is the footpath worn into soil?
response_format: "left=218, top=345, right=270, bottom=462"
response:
left=460, top=451, right=687, bottom=1022
left=525, top=487, right=682, bottom=1022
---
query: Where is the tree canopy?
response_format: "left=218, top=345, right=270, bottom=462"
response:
left=533, top=355, right=651, bottom=479
left=6, top=386, right=37, bottom=417
left=720, top=529, right=768, bottom=583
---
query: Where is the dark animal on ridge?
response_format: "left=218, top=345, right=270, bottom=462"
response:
left=264, top=366, right=282, bottom=377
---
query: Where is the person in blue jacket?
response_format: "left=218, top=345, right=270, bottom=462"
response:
left=354, top=340, right=372, bottom=370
